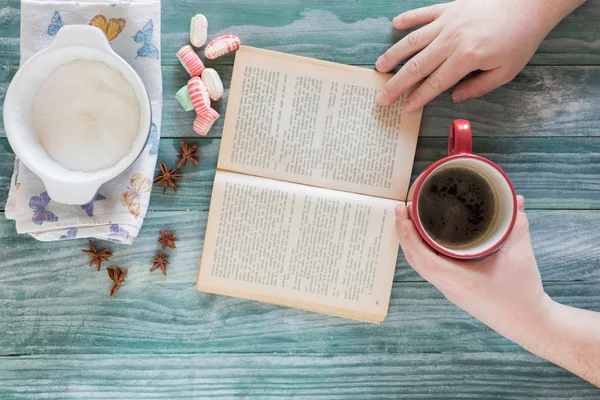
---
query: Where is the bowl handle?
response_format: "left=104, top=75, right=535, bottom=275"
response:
left=51, top=25, right=113, bottom=53
left=42, top=176, right=103, bottom=206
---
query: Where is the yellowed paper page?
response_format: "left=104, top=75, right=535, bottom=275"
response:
left=197, top=171, right=401, bottom=322
left=218, top=46, right=423, bottom=201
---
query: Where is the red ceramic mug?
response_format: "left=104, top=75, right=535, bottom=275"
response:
left=409, top=120, right=518, bottom=260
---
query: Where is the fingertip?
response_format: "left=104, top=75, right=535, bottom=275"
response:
left=395, top=204, right=409, bottom=220
left=396, top=218, right=413, bottom=241
left=392, top=15, right=405, bottom=29
left=452, top=90, right=468, bottom=103
left=394, top=204, right=403, bottom=218
left=517, top=195, right=525, bottom=212
left=503, top=201, right=531, bottom=249
left=376, top=56, right=387, bottom=72
left=401, top=204, right=410, bottom=220
left=402, top=216, right=434, bottom=251
left=452, top=82, right=475, bottom=103
left=376, top=90, right=392, bottom=106
left=395, top=217, right=407, bottom=240
left=398, top=218, right=449, bottom=276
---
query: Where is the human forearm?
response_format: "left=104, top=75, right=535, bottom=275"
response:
left=516, top=299, right=600, bottom=387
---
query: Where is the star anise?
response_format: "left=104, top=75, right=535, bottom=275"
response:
left=153, top=161, right=183, bottom=193
left=176, top=141, right=200, bottom=169
left=158, top=229, right=179, bottom=249
left=82, top=239, right=113, bottom=271
left=149, top=252, right=170, bottom=276
left=107, top=265, right=128, bottom=296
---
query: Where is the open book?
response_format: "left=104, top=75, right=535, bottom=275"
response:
left=197, top=46, right=423, bottom=323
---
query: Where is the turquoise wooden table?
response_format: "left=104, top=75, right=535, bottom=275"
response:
left=1, top=0, right=600, bottom=398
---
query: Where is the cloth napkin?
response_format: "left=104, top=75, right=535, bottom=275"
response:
left=5, top=0, right=162, bottom=244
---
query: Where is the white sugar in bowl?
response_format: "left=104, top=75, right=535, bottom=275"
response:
left=3, top=25, right=151, bottom=205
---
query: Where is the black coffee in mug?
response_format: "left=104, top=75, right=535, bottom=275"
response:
left=417, top=164, right=499, bottom=249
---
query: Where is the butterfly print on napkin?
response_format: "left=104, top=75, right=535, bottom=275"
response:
left=89, top=15, right=126, bottom=41
left=120, top=173, right=152, bottom=219
left=147, top=122, right=159, bottom=157
left=29, top=192, right=58, bottom=225
left=133, top=20, right=159, bottom=59
left=47, top=11, right=63, bottom=36
left=59, top=228, right=78, bottom=240
left=81, top=193, right=106, bottom=217
left=110, top=224, right=129, bottom=235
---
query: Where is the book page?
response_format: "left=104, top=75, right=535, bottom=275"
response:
left=197, top=171, right=401, bottom=323
left=218, top=46, right=423, bottom=201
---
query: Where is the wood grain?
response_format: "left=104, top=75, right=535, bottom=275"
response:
left=0, top=353, right=599, bottom=399
left=0, top=354, right=599, bottom=399
left=4, top=65, right=600, bottom=139
left=0, top=277, right=598, bottom=355
left=1, top=208, right=600, bottom=286
left=157, top=65, right=600, bottom=140
left=3, top=136, right=600, bottom=211
left=0, top=204, right=598, bottom=355
left=160, top=0, right=600, bottom=66
left=1, top=0, right=600, bottom=66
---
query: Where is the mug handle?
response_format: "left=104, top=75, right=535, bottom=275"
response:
left=448, top=119, right=472, bottom=155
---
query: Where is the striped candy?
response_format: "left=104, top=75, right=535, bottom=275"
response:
left=204, top=35, right=240, bottom=60
left=193, top=108, right=220, bottom=136
left=187, top=77, right=211, bottom=115
left=176, top=45, right=205, bottom=77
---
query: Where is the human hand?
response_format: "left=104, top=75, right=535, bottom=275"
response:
left=376, top=0, right=585, bottom=110
left=395, top=196, right=553, bottom=343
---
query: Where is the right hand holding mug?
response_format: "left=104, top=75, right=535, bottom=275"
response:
left=395, top=196, right=553, bottom=344
left=397, top=198, right=600, bottom=387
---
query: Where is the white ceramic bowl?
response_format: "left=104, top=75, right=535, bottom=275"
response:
left=3, top=25, right=151, bottom=205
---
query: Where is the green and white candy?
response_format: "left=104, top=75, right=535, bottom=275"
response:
left=175, top=85, right=194, bottom=112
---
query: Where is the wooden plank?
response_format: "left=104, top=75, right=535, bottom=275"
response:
left=3, top=136, right=600, bottom=211
left=421, top=66, right=600, bottom=138
left=0, top=353, right=598, bottom=399
left=1, top=0, right=600, bottom=66
left=4, top=65, right=600, bottom=139
left=1, top=208, right=600, bottom=286
left=160, top=0, right=600, bottom=67
left=0, top=210, right=206, bottom=286
left=157, top=65, right=600, bottom=140
left=0, top=240, right=597, bottom=356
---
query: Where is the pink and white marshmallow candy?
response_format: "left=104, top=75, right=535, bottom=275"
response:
left=187, top=77, right=211, bottom=115
left=193, top=108, right=220, bottom=136
left=177, top=45, right=205, bottom=77
left=204, top=35, right=240, bottom=60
